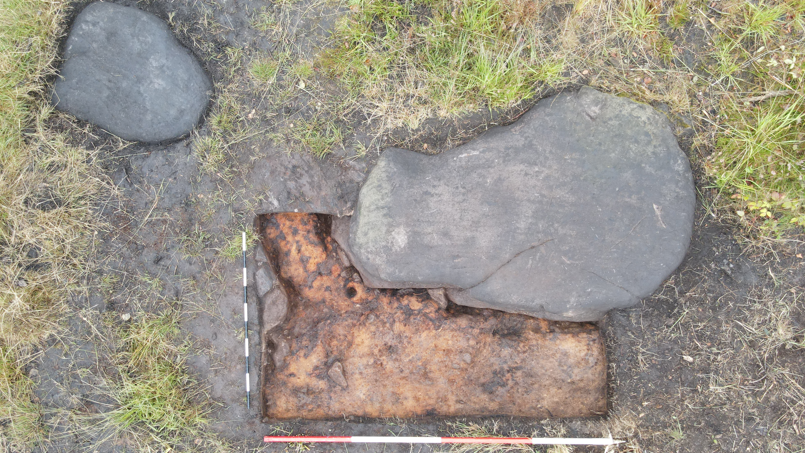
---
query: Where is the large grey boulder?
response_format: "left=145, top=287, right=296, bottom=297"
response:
left=338, top=87, right=695, bottom=322
left=52, top=3, right=210, bottom=142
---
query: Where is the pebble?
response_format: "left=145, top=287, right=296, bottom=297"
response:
left=327, top=361, right=348, bottom=388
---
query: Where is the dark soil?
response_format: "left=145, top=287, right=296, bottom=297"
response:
left=30, top=0, right=805, bottom=452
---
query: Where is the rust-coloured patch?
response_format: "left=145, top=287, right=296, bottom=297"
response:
left=259, top=213, right=607, bottom=420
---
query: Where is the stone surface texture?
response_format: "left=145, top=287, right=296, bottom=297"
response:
left=52, top=2, right=210, bottom=142
left=343, top=87, right=695, bottom=322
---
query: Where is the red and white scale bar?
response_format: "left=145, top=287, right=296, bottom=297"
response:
left=264, top=436, right=623, bottom=446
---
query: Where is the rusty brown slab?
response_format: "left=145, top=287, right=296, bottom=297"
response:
left=259, top=213, right=607, bottom=420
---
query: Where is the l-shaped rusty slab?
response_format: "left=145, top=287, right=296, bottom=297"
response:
left=259, top=213, right=606, bottom=420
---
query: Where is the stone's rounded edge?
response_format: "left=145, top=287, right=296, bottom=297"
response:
left=163, top=40, right=213, bottom=142
left=512, top=86, right=695, bottom=316
left=51, top=1, right=212, bottom=144
left=446, top=288, right=609, bottom=322
left=591, top=87, right=696, bottom=302
left=347, top=154, right=392, bottom=281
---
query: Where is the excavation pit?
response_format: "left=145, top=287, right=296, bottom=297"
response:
left=257, top=213, right=607, bottom=421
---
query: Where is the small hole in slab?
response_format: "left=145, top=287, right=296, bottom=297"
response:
left=345, top=286, right=357, bottom=299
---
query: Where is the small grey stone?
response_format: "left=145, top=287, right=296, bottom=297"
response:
left=346, top=87, right=695, bottom=321
left=270, top=334, right=290, bottom=366
left=52, top=3, right=211, bottom=142
left=15, top=279, right=27, bottom=288
left=427, top=288, right=449, bottom=309
left=254, top=244, right=269, bottom=265
left=461, top=353, right=472, bottom=364
left=327, top=361, right=348, bottom=388
left=254, top=265, right=274, bottom=297
left=261, top=287, right=288, bottom=330
left=336, top=246, right=351, bottom=268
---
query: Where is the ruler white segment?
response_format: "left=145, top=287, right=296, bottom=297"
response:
left=531, top=438, right=617, bottom=445
left=352, top=437, right=442, bottom=444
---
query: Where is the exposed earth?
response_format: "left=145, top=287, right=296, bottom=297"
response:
left=258, top=213, right=607, bottom=420
left=22, top=0, right=805, bottom=452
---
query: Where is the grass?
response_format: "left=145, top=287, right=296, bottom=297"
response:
left=290, top=60, right=315, bottom=82
left=253, top=8, right=279, bottom=33
left=666, top=0, right=690, bottom=30
left=0, top=346, right=43, bottom=450
left=251, top=57, right=281, bottom=84
left=738, top=1, right=787, bottom=43
left=180, top=225, right=213, bottom=259
left=2, top=1, right=211, bottom=450
left=668, top=278, right=805, bottom=451
left=446, top=421, right=572, bottom=453
left=616, top=0, right=659, bottom=40
left=446, top=421, right=533, bottom=453
left=319, top=0, right=566, bottom=127
left=316, top=0, right=803, bottom=235
left=711, top=36, right=744, bottom=87
left=0, top=0, right=108, bottom=448
left=694, top=0, right=805, bottom=235
left=709, top=95, right=805, bottom=229
left=97, top=311, right=209, bottom=447
left=218, top=228, right=259, bottom=261
left=193, top=51, right=250, bottom=178
left=195, top=134, right=228, bottom=176
left=292, top=117, right=349, bottom=158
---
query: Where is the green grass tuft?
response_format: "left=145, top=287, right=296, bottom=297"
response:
left=292, top=118, right=348, bottom=158
left=250, top=58, right=281, bottom=83
left=667, top=0, right=690, bottom=30
left=0, top=347, right=44, bottom=450
left=219, top=229, right=259, bottom=261
left=101, top=311, right=209, bottom=446
left=739, top=1, right=786, bottom=43
left=194, top=134, right=228, bottom=175
left=320, top=0, right=560, bottom=117
left=709, top=93, right=805, bottom=230
left=289, top=60, right=315, bottom=82
left=252, top=9, right=278, bottom=32
left=710, top=36, right=744, bottom=87
left=616, top=0, right=659, bottom=40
